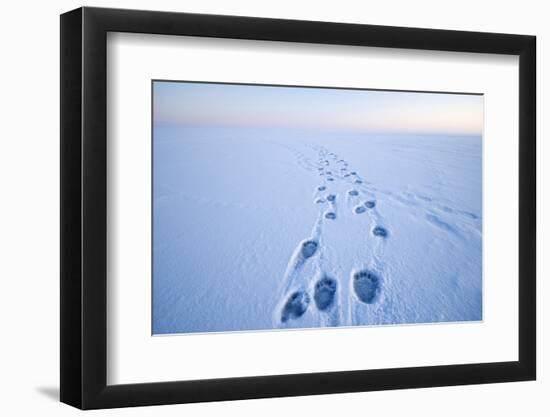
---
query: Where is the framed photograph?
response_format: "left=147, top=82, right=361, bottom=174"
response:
left=60, top=6, right=536, bottom=409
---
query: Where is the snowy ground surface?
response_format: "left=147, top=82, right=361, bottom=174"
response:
left=152, top=126, right=482, bottom=334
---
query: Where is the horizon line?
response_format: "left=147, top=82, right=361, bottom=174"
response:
left=153, top=121, right=483, bottom=137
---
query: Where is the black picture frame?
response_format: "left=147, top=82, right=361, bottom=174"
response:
left=60, top=6, right=536, bottom=410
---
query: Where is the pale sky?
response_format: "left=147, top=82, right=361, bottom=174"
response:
left=153, top=81, right=483, bottom=136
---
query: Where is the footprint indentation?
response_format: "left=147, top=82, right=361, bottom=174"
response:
left=365, top=200, right=376, bottom=208
left=281, top=291, right=310, bottom=322
left=463, top=211, right=478, bottom=220
left=353, top=269, right=382, bottom=304
left=426, top=214, right=454, bottom=233
left=317, top=185, right=326, bottom=191
left=372, top=226, right=388, bottom=237
left=325, top=212, right=336, bottom=220
left=315, top=198, right=325, bottom=204
left=327, top=178, right=334, bottom=182
left=354, top=206, right=366, bottom=214
left=354, top=179, right=363, bottom=184
left=301, top=240, right=318, bottom=259
left=326, top=194, right=336, bottom=203
left=314, top=276, right=337, bottom=311
left=348, top=190, right=359, bottom=196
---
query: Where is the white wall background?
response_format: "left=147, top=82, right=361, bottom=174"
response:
left=0, top=0, right=545, bottom=415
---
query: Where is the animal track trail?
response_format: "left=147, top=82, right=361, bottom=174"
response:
left=323, top=192, right=338, bottom=220
left=276, top=145, right=392, bottom=328
left=378, top=188, right=480, bottom=233
left=333, top=167, right=391, bottom=323
left=276, top=147, right=341, bottom=326
left=349, top=219, right=388, bottom=326
left=320, top=149, right=391, bottom=321
left=383, top=187, right=478, bottom=238
left=275, top=233, right=322, bottom=327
